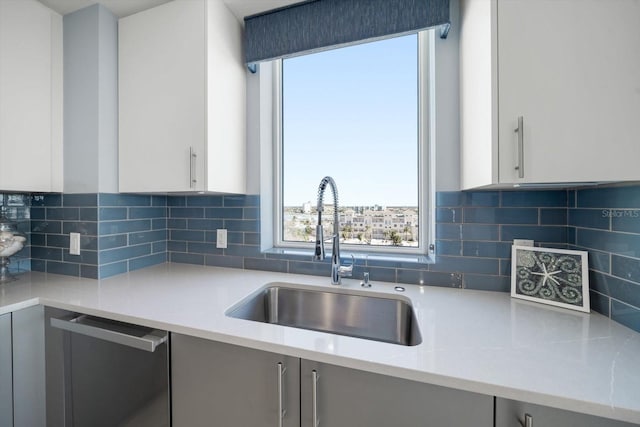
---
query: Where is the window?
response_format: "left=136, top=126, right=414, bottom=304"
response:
left=274, top=31, right=434, bottom=255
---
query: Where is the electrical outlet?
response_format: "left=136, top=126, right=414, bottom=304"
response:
left=216, top=229, right=227, bottom=249
left=513, top=239, right=534, bottom=247
left=70, top=232, right=81, bottom=255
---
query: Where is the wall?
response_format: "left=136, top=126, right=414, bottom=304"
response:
left=568, top=185, right=640, bottom=332
left=18, top=0, right=640, bottom=335
left=19, top=185, right=640, bottom=335
left=162, top=186, right=640, bottom=334
left=63, top=5, right=118, bottom=193
left=31, top=193, right=166, bottom=279
left=165, top=191, right=567, bottom=291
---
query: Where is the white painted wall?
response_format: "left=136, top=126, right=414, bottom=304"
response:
left=64, top=4, right=118, bottom=193
left=434, top=0, right=460, bottom=191
left=245, top=63, right=275, bottom=249
left=98, top=6, right=119, bottom=193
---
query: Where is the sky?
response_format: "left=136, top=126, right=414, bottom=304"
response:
left=282, top=34, right=419, bottom=207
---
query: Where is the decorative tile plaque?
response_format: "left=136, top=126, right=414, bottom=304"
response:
left=511, top=245, right=590, bottom=313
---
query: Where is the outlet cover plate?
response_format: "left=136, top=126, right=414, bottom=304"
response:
left=69, top=232, right=81, bottom=255
left=513, top=239, right=534, bottom=247
left=216, top=229, right=227, bottom=249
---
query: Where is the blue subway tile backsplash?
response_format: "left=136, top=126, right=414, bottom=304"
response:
left=577, top=186, right=640, bottom=209
left=577, top=228, right=640, bottom=258
left=462, top=241, right=512, bottom=259
left=47, top=207, right=80, bottom=221
left=396, top=269, right=461, bottom=288
left=463, top=274, right=510, bottom=292
left=589, top=271, right=640, bottom=309
left=186, top=242, right=223, bottom=256
left=611, top=300, right=640, bottom=332
left=539, top=208, right=567, bottom=225
left=31, top=193, right=167, bottom=279
left=568, top=208, right=610, bottom=230
left=501, top=190, right=567, bottom=207
left=611, top=255, right=640, bottom=283
left=99, top=219, right=151, bottom=235
left=9, top=184, right=640, bottom=335
left=463, top=207, right=539, bottom=224
left=205, top=254, right=244, bottom=269
left=567, top=184, right=640, bottom=333
left=589, top=290, right=610, bottom=317
left=99, top=207, right=128, bottom=220
left=612, top=214, right=640, bottom=233
left=244, top=257, right=289, bottom=273
left=461, top=224, right=500, bottom=241
left=501, top=225, right=567, bottom=244
left=186, top=219, right=224, bottom=231
left=63, top=193, right=98, bottom=206
left=99, top=193, right=151, bottom=207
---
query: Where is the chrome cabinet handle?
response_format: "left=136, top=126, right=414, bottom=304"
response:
left=277, top=362, right=287, bottom=427
left=521, top=413, right=532, bottom=427
left=514, top=116, right=524, bottom=178
left=189, top=147, right=197, bottom=189
left=312, top=370, right=319, bottom=427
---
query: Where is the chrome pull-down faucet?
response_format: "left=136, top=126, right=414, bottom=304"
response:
left=313, top=176, right=353, bottom=285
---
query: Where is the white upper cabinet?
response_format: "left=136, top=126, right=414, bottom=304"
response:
left=119, top=0, right=246, bottom=193
left=0, top=0, right=63, bottom=192
left=460, top=0, right=640, bottom=189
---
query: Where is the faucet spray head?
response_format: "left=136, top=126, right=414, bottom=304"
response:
left=313, top=224, right=325, bottom=260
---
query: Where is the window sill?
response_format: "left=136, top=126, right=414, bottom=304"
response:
left=263, top=247, right=434, bottom=268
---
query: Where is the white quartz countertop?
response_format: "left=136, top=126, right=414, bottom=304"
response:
left=1, top=263, right=639, bottom=424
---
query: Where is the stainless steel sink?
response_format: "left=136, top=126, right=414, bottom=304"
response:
left=227, top=284, right=422, bottom=346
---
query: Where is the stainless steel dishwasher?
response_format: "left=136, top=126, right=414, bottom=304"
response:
left=45, top=307, right=170, bottom=427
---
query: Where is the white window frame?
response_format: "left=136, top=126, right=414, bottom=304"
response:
left=271, top=30, right=435, bottom=257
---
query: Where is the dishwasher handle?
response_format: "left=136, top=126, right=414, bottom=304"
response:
left=50, top=314, right=167, bottom=352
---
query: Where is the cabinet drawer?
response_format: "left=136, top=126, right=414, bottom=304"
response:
left=495, top=397, right=639, bottom=427
left=301, top=360, right=493, bottom=427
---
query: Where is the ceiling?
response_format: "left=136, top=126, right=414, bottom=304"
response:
left=223, top=0, right=300, bottom=20
left=38, top=0, right=300, bottom=21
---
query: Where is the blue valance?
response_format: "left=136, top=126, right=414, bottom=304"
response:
left=244, top=0, right=450, bottom=64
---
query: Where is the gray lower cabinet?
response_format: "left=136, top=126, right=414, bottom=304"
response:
left=12, top=305, right=46, bottom=427
left=301, top=359, right=493, bottom=427
left=0, top=306, right=46, bottom=427
left=0, top=313, right=12, bottom=427
left=171, top=333, right=301, bottom=427
left=171, top=333, right=494, bottom=427
left=495, top=397, right=640, bottom=427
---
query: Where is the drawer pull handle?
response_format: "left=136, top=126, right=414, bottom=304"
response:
left=514, top=116, right=524, bottom=178
left=189, top=147, right=197, bottom=189
left=277, top=362, right=286, bottom=427
left=50, top=315, right=166, bottom=352
left=312, top=370, right=319, bottom=427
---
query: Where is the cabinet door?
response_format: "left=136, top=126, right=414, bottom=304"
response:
left=0, top=0, right=62, bottom=192
left=119, top=0, right=206, bottom=192
left=495, top=397, right=639, bottom=427
left=0, top=313, right=12, bottom=427
left=301, top=360, right=493, bottom=427
left=12, top=305, right=45, bottom=427
left=171, top=334, right=300, bottom=427
left=497, top=0, right=640, bottom=183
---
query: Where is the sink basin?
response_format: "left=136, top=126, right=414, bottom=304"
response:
left=227, top=284, right=422, bottom=346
